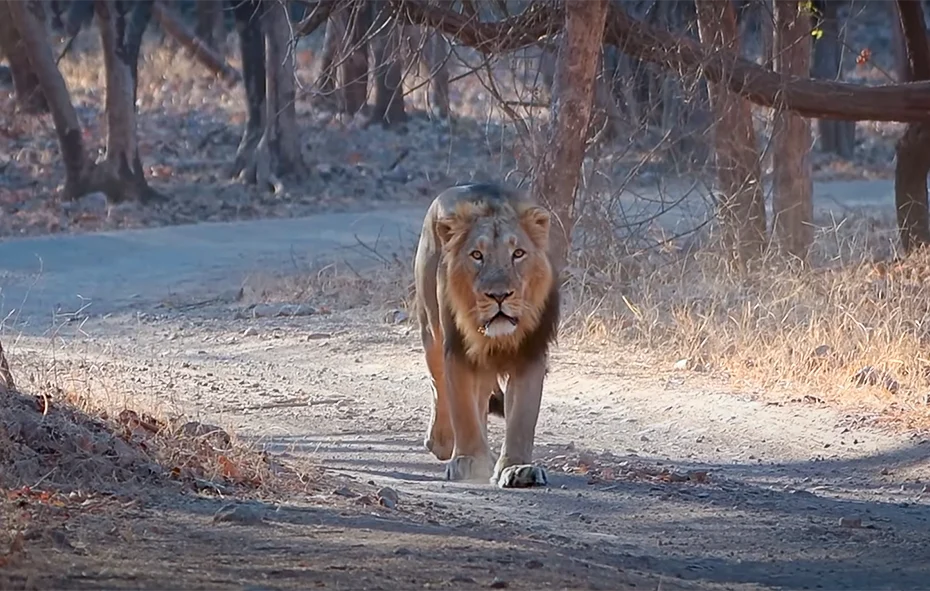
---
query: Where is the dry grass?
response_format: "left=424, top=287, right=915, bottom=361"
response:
left=561, top=214, right=930, bottom=432
left=0, top=337, right=319, bottom=500
left=256, top=210, right=930, bottom=434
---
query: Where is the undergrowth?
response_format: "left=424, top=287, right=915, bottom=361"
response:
left=563, top=214, right=930, bottom=431
left=268, top=212, right=930, bottom=433
left=0, top=346, right=318, bottom=498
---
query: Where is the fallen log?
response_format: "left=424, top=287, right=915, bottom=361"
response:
left=152, top=1, right=241, bottom=86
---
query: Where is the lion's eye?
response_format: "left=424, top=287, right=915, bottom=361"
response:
left=512, top=249, right=526, bottom=260
left=470, top=250, right=483, bottom=261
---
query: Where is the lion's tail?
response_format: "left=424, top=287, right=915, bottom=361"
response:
left=488, top=386, right=506, bottom=418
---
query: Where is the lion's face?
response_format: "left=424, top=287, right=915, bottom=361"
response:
left=437, top=201, right=554, bottom=354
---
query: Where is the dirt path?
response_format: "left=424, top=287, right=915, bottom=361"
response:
left=3, top=180, right=929, bottom=590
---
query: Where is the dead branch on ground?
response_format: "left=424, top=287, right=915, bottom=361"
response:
left=152, top=0, right=241, bottom=86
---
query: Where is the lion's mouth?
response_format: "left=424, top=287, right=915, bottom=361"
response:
left=478, top=311, right=519, bottom=337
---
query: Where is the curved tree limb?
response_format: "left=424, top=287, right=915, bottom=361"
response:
left=394, top=0, right=930, bottom=122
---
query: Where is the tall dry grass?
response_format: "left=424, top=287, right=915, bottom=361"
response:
left=561, top=213, right=930, bottom=430
left=270, top=210, right=930, bottom=432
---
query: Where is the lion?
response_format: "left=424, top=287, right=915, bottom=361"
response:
left=413, top=182, right=559, bottom=488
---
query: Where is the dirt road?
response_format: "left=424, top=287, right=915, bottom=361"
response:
left=3, top=179, right=930, bottom=590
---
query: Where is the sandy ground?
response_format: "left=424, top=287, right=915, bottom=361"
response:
left=2, top=183, right=929, bottom=590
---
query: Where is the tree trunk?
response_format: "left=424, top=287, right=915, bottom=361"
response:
left=772, top=0, right=814, bottom=262
left=315, top=10, right=344, bottom=109
left=812, top=0, right=855, bottom=158
left=407, top=26, right=450, bottom=120
left=530, top=0, right=608, bottom=272
left=94, top=0, right=161, bottom=203
left=233, top=0, right=304, bottom=190
left=64, top=0, right=94, bottom=37
left=694, top=0, right=767, bottom=264
left=194, top=0, right=225, bottom=52
left=231, top=0, right=266, bottom=180
left=263, top=0, right=302, bottom=175
left=342, top=1, right=370, bottom=116
left=6, top=0, right=93, bottom=199
left=893, top=0, right=930, bottom=254
left=367, top=1, right=406, bottom=127
left=0, top=0, right=48, bottom=113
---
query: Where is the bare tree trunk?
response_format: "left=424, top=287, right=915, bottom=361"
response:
left=94, top=0, right=161, bottom=203
left=695, top=0, right=767, bottom=265
left=342, top=1, right=370, bottom=116
left=315, top=11, right=344, bottom=109
left=772, top=0, right=814, bottom=261
left=531, top=0, right=608, bottom=271
left=0, top=337, right=14, bottom=395
left=812, top=0, right=855, bottom=158
left=233, top=0, right=304, bottom=190
left=408, top=26, right=450, bottom=120
left=0, top=0, right=48, bottom=113
left=195, top=0, right=225, bottom=52
left=232, top=0, right=266, bottom=179
left=6, top=0, right=93, bottom=199
left=264, top=0, right=302, bottom=175
left=367, top=0, right=406, bottom=127
left=890, top=1, right=909, bottom=82
left=893, top=0, right=930, bottom=254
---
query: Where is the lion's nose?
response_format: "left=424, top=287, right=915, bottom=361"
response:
left=485, top=291, right=513, bottom=304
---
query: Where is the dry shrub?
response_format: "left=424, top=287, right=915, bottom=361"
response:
left=0, top=356, right=316, bottom=498
left=562, top=213, right=930, bottom=429
left=241, top=243, right=416, bottom=315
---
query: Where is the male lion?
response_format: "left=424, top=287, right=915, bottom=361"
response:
left=414, top=183, right=559, bottom=488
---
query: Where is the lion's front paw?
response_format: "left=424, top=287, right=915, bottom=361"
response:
left=444, top=455, right=494, bottom=482
left=424, top=418, right=454, bottom=461
left=424, top=431, right=454, bottom=461
left=493, top=463, right=549, bottom=489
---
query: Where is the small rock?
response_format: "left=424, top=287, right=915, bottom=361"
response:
left=393, top=547, right=412, bottom=556
left=851, top=366, right=900, bottom=393
left=838, top=516, right=862, bottom=529
left=812, top=344, right=832, bottom=357
left=489, top=578, right=509, bottom=589
left=307, top=332, right=331, bottom=340
left=377, top=486, right=399, bottom=509
left=332, top=486, right=357, bottom=498
left=241, top=303, right=316, bottom=319
left=242, top=327, right=258, bottom=337
left=673, top=358, right=691, bottom=371
left=385, top=309, right=409, bottom=324
left=213, top=503, right=265, bottom=525
left=524, top=559, right=544, bottom=569
left=69, top=191, right=108, bottom=215
left=383, top=167, right=410, bottom=183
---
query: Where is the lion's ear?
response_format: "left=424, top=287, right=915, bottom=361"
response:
left=435, top=216, right=457, bottom=245
left=521, top=206, right=551, bottom=249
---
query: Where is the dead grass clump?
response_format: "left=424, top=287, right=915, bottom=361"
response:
left=241, top=246, right=416, bottom=316
left=563, top=215, right=930, bottom=429
left=0, top=351, right=315, bottom=499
